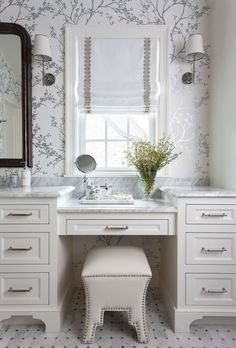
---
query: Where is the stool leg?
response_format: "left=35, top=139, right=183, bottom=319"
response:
left=82, top=317, right=97, bottom=343
left=131, top=305, right=149, bottom=343
left=82, top=307, right=102, bottom=344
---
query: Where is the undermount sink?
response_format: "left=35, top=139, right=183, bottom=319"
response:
left=79, top=197, right=134, bottom=205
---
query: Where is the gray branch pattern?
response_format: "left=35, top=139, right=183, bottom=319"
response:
left=0, top=0, right=210, bottom=180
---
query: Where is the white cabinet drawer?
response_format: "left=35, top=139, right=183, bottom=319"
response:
left=0, top=273, right=49, bottom=305
left=186, top=273, right=236, bottom=306
left=66, top=219, right=169, bottom=235
left=0, top=205, right=49, bottom=224
left=186, top=204, right=236, bottom=225
left=0, top=233, right=49, bottom=264
left=186, top=233, right=236, bottom=265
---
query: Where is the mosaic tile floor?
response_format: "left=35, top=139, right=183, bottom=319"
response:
left=0, top=287, right=236, bottom=348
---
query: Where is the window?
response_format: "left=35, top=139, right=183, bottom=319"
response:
left=80, top=112, right=155, bottom=170
left=65, top=25, right=168, bottom=176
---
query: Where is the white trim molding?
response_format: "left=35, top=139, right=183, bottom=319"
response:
left=65, top=25, right=169, bottom=176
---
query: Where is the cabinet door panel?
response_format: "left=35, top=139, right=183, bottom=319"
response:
left=186, top=233, right=236, bottom=265
left=0, top=232, right=49, bottom=264
left=186, top=273, right=236, bottom=306
left=0, top=273, right=49, bottom=305
left=0, top=204, right=49, bottom=224
left=66, top=219, right=169, bottom=235
left=186, top=205, right=236, bottom=225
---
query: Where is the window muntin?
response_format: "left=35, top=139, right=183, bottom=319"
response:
left=78, top=112, right=155, bottom=170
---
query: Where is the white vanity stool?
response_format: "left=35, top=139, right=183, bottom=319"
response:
left=81, top=246, right=152, bottom=343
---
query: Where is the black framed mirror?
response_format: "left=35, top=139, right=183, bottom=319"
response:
left=0, top=23, right=32, bottom=167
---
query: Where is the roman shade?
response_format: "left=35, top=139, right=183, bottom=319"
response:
left=78, top=37, right=159, bottom=114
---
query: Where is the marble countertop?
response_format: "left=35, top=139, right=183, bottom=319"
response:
left=58, top=198, right=177, bottom=213
left=0, top=186, right=75, bottom=198
left=160, top=186, right=236, bottom=198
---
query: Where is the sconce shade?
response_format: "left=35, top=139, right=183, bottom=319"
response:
left=33, top=34, right=52, bottom=61
left=185, top=34, right=204, bottom=62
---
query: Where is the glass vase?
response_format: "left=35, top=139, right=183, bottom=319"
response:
left=138, top=171, right=157, bottom=200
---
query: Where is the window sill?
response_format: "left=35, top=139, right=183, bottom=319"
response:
left=64, top=168, right=167, bottom=178
left=64, top=170, right=139, bottom=178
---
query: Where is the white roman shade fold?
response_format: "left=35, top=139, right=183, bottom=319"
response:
left=78, top=37, right=159, bottom=114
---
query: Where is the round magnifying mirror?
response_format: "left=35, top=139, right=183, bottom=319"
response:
left=75, top=154, right=97, bottom=174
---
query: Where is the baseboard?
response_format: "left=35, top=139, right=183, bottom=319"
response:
left=0, top=316, right=42, bottom=326
left=193, top=316, right=236, bottom=326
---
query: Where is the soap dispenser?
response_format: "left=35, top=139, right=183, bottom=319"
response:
left=21, top=163, right=31, bottom=188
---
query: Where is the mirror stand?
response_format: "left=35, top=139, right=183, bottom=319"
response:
left=75, top=154, right=97, bottom=199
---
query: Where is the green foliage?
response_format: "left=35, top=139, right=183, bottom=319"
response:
left=127, top=137, right=181, bottom=195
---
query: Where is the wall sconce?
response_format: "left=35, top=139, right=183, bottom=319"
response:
left=182, top=34, right=204, bottom=84
left=33, top=34, right=55, bottom=86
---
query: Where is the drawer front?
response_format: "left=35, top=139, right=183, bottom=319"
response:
left=0, top=233, right=49, bottom=264
left=0, top=273, right=49, bottom=305
left=0, top=205, right=49, bottom=224
left=186, top=233, right=236, bottom=265
left=186, top=204, right=236, bottom=225
left=66, top=219, right=168, bottom=235
left=186, top=273, right=236, bottom=306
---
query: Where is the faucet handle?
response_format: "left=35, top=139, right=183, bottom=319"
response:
left=100, top=182, right=108, bottom=189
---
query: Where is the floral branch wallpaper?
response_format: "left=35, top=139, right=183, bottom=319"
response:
left=0, top=0, right=211, bottom=281
left=0, top=0, right=210, bottom=180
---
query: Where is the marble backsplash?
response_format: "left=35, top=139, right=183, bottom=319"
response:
left=0, top=173, right=209, bottom=198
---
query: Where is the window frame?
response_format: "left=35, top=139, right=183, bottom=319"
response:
left=65, top=25, right=169, bottom=176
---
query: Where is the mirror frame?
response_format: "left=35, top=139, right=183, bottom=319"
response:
left=0, top=22, right=32, bottom=167
left=75, top=154, right=97, bottom=173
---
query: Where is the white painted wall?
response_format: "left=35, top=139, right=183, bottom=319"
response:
left=209, top=0, right=236, bottom=189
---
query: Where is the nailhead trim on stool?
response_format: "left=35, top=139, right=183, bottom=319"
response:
left=82, top=274, right=151, bottom=344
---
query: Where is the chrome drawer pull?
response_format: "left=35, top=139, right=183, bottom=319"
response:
left=7, top=212, right=33, bottom=217
left=201, top=247, right=227, bottom=253
left=8, top=286, right=32, bottom=293
left=201, top=212, right=227, bottom=218
left=201, top=287, right=227, bottom=294
left=7, top=246, right=32, bottom=252
left=105, top=225, right=128, bottom=230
